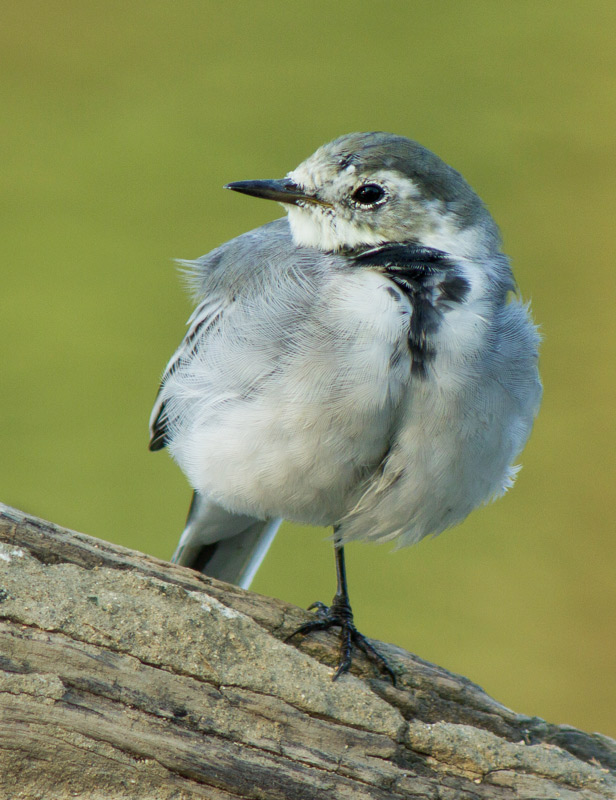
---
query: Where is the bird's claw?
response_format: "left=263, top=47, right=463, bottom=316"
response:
left=307, top=600, right=329, bottom=616
left=286, top=598, right=396, bottom=685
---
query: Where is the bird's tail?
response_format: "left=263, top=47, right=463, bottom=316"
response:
left=172, top=492, right=282, bottom=589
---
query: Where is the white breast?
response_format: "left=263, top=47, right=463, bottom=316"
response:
left=168, top=268, right=413, bottom=525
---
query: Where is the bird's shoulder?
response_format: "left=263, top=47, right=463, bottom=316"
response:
left=181, top=217, right=295, bottom=296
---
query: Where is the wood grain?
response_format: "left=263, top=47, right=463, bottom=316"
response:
left=0, top=503, right=614, bottom=799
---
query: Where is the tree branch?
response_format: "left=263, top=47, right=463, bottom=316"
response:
left=0, top=503, right=614, bottom=799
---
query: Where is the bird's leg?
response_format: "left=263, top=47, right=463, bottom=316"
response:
left=286, top=533, right=396, bottom=683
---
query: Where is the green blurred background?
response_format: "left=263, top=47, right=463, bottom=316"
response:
left=2, top=1, right=614, bottom=736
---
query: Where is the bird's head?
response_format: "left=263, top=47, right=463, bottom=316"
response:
left=225, top=132, right=501, bottom=259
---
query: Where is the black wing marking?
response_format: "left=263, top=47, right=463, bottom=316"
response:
left=148, top=409, right=169, bottom=451
left=352, top=241, right=454, bottom=277
left=352, top=242, right=470, bottom=377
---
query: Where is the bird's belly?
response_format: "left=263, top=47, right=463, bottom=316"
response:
left=170, top=270, right=412, bottom=524
left=174, top=368, right=403, bottom=525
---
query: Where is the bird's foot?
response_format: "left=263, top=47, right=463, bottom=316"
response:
left=286, top=594, right=396, bottom=684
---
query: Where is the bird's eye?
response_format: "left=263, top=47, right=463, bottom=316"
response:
left=351, top=183, right=386, bottom=206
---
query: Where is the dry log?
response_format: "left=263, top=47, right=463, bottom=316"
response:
left=0, top=502, right=614, bottom=800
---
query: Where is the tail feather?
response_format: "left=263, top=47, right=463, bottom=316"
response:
left=172, top=492, right=282, bottom=590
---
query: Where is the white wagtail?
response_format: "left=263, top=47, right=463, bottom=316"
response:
left=150, top=132, right=541, bottom=680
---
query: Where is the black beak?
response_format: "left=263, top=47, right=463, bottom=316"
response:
left=224, top=178, right=328, bottom=207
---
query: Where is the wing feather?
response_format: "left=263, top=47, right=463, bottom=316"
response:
left=148, top=297, right=225, bottom=451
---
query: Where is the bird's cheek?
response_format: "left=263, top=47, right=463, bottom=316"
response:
left=288, top=205, right=332, bottom=249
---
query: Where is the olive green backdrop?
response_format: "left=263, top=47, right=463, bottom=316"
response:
left=2, top=1, right=615, bottom=737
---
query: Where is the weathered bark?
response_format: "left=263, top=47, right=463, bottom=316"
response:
left=0, top=503, right=614, bottom=800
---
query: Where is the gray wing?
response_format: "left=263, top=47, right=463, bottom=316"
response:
left=149, top=294, right=225, bottom=452
left=149, top=219, right=291, bottom=586
left=149, top=217, right=293, bottom=453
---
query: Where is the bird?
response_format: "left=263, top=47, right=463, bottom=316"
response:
left=149, top=132, right=541, bottom=681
